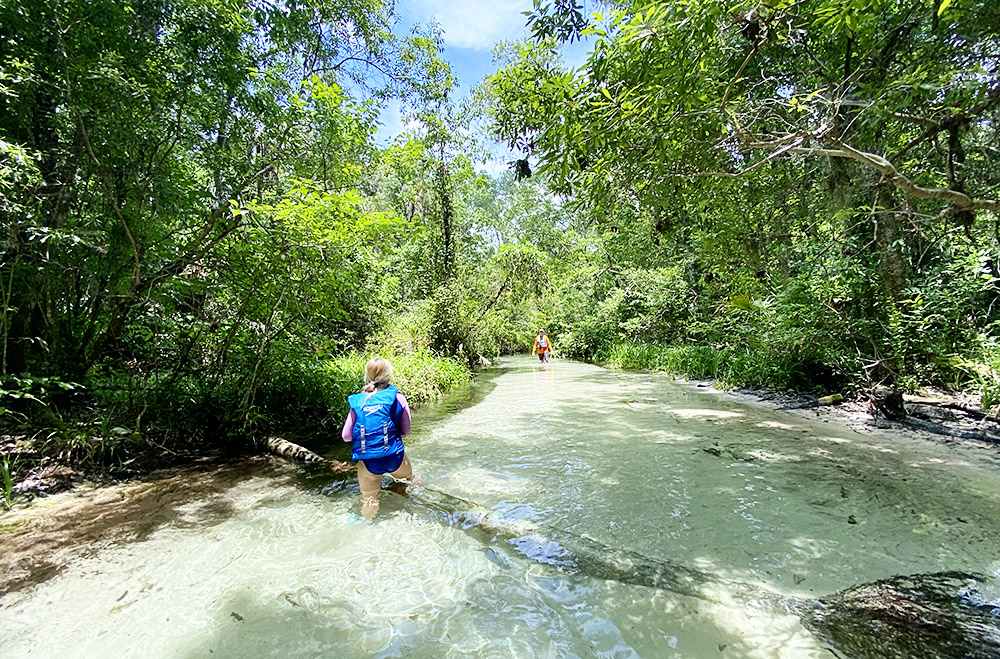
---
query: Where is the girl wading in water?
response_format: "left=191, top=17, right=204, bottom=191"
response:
left=341, top=358, right=420, bottom=519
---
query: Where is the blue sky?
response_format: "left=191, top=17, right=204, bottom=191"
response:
left=398, top=0, right=535, bottom=92
left=376, top=0, right=593, bottom=160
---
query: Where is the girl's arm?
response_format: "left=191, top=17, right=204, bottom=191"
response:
left=396, top=393, right=411, bottom=436
left=341, top=410, right=356, bottom=442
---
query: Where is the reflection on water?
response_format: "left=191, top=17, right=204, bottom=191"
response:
left=2, top=357, right=1000, bottom=657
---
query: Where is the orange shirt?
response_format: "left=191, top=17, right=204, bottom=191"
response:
left=533, top=335, right=552, bottom=353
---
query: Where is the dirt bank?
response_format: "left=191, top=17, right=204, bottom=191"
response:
left=0, top=457, right=298, bottom=598
left=723, top=384, right=1000, bottom=453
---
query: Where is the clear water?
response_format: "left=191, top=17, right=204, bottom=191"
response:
left=3, top=357, right=1000, bottom=658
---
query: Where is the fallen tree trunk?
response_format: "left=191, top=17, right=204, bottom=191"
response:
left=399, top=483, right=1000, bottom=658
left=777, top=393, right=844, bottom=411
left=259, top=436, right=328, bottom=464
left=302, top=453, right=1000, bottom=657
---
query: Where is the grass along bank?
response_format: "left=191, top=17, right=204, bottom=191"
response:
left=594, top=341, right=847, bottom=394
left=1, top=349, right=471, bottom=505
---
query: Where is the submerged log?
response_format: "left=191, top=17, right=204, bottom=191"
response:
left=900, top=417, right=1000, bottom=443
left=396, top=483, right=1000, bottom=658
left=402, top=483, right=716, bottom=600
left=309, top=455, right=999, bottom=657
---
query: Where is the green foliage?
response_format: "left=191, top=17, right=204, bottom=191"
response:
left=0, top=0, right=451, bottom=375
left=382, top=351, right=471, bottom=403
left=0, top=375, right=77, bottom=426
left=69, top=345, right=470, bottom=459
left=598, top=343, right=727, bottom=380
left=481, top=0, right=1000, bottom=400
left=44, top=425, right=144, bottom=470
left=0, top=0, right=471, bottom=474
left=504, top=0, right=1000, bottom=218
left=1, top=453, right=13, bottom=510
left=553, top=265, right=704, bottom=357
left=312, top=350, right=469, bottom=426
left=598, top=337, right=846, bottom=393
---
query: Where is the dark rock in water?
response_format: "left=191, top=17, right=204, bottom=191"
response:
left=806, top=572, right=1000, bottom=658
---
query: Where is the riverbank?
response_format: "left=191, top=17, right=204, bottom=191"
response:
left=0, top=456, right=291, bottom=595
left=595, top=341, right=1000, bottom=451
left=0, top=350, right=472, bottom=507
left=7, top=363, right=999, bottom=509
left=687, top=378, right=1000, bottom=453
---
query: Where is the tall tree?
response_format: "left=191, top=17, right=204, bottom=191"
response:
left=0, top=0, right=445, bottom=378
left=483, top=0, right=1000, bottom=388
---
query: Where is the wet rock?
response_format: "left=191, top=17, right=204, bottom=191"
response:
left=807, top=572, right=1000, bottom=659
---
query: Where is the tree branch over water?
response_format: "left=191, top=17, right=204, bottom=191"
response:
left=741, top=132, right=1000, bottom=218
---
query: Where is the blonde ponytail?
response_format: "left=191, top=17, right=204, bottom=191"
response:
left=362, top=358, right=393, bottom=396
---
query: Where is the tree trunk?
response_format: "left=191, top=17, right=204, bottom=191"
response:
left=436, top=160, right=454, bottom=280
left=875, top=185, right=907, bottom=301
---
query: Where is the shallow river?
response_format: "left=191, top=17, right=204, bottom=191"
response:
left=3, top=357, right=1000, bottom=657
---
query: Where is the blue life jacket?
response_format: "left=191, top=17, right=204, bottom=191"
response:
left=347, top=385, right=404, bottom=461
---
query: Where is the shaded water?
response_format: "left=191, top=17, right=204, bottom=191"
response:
left=2, top=357, right=1000, bottom=657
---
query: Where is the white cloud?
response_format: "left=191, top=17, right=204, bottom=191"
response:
left=403, top=0, right=532, bottom=51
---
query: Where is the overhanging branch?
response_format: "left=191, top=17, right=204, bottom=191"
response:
left=742, top=132, right=1000, bottom=216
